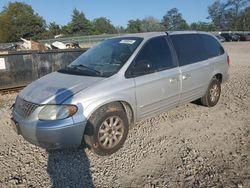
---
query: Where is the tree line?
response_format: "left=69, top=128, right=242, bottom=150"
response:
left=0, top=0, right=249, bottom=43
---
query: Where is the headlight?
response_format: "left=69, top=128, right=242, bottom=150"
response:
left=38, top=105, right=78, bottom=121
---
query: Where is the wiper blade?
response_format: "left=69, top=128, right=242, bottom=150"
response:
left=70, top=64, right=101, bottom=75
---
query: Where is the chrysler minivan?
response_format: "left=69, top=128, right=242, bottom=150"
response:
left=11, top=31, right=229, bottom=156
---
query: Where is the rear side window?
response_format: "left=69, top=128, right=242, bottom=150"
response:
left=201, top=34, right=224, bottom=58
left=170, top=34, right=207, bottom=66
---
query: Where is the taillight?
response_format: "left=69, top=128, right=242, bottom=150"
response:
left=227, top=55, right=230, bottom=66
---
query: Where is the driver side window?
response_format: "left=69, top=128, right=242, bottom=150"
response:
left=129, top=36, right=174, bottom=77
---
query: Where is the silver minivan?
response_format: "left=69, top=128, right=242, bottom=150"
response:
left=11, top=31, right=229, bottom=156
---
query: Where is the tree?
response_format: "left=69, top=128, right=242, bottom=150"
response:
left=126, top=19, right=144, bottom=33
left=162, top=8, right=189, bottom=30
left=236, top=6, right=250, bottom=30
left=67, top=8, right=92, bottom=35
left=141, top=17, right=164, bottom=32
left=208, top=0, right=249, bottom=31
left=0, top=2, right=46, bottom=42
left=48, top=22, right=61, bottom=36
left=61, top=25, right=71, bottom=35
left=0, top=9, right=11, bottom=42
left=208, top=1, right=229, bottom=30
left=226, top=0, right=248, bottom=16
left=190, top=22, right=216, bottom=31
left=226, top=0, right=249, bottom=30
left=93, top=17, right=116, bottom=34
left=116, top=26, right=126, bottom=34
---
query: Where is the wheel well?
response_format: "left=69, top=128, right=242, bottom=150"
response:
left=214, top=73, right=223, bottom=83
left=92, top=101, right=134, bottom=126
left=120, top=101, right=134, bottom=126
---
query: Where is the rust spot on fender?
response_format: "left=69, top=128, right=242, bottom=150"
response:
left=106, top=106, right=118, bottom=113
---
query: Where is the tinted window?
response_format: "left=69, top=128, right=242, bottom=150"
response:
left=170, top=34, right=207, bottom=66
left=201, top=34, right=224, bottom=58
left=131, top=36, right=174, bottom=76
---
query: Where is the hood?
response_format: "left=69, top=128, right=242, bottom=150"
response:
left=19, top=71, right=105, bottom=104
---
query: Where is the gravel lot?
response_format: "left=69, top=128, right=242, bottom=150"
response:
left=0, top=42, right=250, bottom=188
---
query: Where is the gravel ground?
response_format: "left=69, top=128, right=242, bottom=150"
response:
left=0, top=42, right=250, bottom=188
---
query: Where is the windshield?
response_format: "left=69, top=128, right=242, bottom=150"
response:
left=58, top=37, right=143, bottom=77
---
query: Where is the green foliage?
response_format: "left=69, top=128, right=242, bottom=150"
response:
left=127, top=17, right=165, bottom=33
left=61, top=25, right=71, bottom=36
left=66, top=8, right=93, bottom=36
left=141, top=17, right=165, bottom=32
left=190, top=22, right=216, bottom=31
left=0, top=9, right=11, bottom=42
left=93, top=17, right=117, bottom=34
left=235, top=6, right=250, bottom=30
left=0, top=2, right=46, bottom=42
left=226, top=0, right=248, bottom=16
left=116, top=26, right=126, bottom=34
left=162, top=8, right=189, bottom=30
left=227, top=0, right=249, bottom=30
left=48, top=22, right=61, bottom=36
left=208, top=0, right=228, bottom=30
left=126, top=19, right=144, bottom=33
left=208, top=0, right=249, bottom=31
left=0, top=1, right=249, bottom=43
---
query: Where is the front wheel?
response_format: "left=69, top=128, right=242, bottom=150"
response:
left=84, top=102, right=129, bottom=156
left=200, top=78, right=221, bottom=107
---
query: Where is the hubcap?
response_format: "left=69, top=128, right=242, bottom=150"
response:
left=98, top=116, right=124, bottom=149
left=209, top=84, right=220, bottom=102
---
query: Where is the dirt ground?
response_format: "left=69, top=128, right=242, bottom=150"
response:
left=0, top=42, right=249, bottom=188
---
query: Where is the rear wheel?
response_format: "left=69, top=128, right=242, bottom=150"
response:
left=84, top=102, right=129, bottom=156
left=201, top=78, right=221, bottom=107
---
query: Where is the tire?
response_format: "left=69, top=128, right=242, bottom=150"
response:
left=84, top=102, right=129, bottom=156
left=200, top=78, right=221, bottom=107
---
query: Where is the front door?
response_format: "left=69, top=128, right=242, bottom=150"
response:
left=135, top=68, right=180, bottom=119
left=127, top=36, right=181, bottom=120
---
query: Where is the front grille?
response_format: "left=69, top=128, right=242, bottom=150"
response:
left=15, top=96, right=39, bottom=118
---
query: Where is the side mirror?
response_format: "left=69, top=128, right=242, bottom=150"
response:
left=131, top=60, right=153, bottom=76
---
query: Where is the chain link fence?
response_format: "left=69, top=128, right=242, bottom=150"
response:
left=1, top=31, right=250, bottom=50
left=0, top=34, right=121, bottom=50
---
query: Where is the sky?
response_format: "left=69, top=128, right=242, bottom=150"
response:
left=0, top=0, right=215, bottom=27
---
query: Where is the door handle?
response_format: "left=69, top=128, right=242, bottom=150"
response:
left=182, top=74, right=191, bottom=80
left=169, top=78, right=179, bottom=83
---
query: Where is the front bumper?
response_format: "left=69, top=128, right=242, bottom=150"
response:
left=11, top=109, right=87, bottom=149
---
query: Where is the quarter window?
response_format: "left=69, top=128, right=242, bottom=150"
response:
left=201, top=34, right=225, bottom=58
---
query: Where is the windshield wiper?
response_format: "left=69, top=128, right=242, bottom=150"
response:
left=70, top=64, right=101, bottom=75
